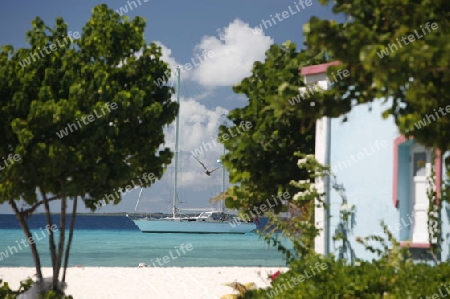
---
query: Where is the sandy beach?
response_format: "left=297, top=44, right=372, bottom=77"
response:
left=0, top=267, right=287, bottom=299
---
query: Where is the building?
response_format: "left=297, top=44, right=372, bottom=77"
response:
left=300, top=62, right=449, bottom=261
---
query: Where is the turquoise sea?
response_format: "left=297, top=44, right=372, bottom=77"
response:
left=0, top=215, right=287, bottom=267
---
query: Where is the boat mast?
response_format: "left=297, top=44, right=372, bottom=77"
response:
left=172, top=66, right=181, bottom=218
left=220, top=114, right=227, bottom=213
left=220, top=141, right=225, bottom=212
left=134, top=188, right=144, bottom=216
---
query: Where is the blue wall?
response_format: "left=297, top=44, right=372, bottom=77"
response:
left=329, top=101, right=399, bottom=261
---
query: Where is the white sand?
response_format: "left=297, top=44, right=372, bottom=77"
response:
left=0, top=267, right=287, bottom=299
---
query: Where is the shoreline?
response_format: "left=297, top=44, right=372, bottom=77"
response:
left=0, top=266, right=287, bottom=299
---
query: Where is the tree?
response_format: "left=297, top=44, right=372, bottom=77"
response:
left=218, top=42, right=326, bottom=214
left=0, top=4, right=177, bottom=293
left=303, top=0, right=450, bottom=153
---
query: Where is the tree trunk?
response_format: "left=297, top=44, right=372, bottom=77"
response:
left=43, top=192, right=58, bottom=288
left=62, top=196, right=77, bottom=282
left=54, top=196, right=66, bottom=289
left=9, top=200, right=43, bottom=280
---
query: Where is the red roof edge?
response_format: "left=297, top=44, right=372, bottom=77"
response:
left=300, top=61, right=341, bottom=76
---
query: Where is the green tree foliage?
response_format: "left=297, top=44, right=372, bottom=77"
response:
left=304, top=0, right=450, bottom=152
left=219, top=42, right=326, bottom=213
left=263, top=154, right=326, bottom=262
left=0, top=4, right=177, bottom=292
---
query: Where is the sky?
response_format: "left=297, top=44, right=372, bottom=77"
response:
left=0, top=0, right=344, bottom=214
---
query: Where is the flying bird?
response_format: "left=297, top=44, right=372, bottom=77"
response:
left=193, top=156, right=220, bottom=176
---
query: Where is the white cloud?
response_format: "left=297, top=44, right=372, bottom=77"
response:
left=152, top=20, right=273, bottom=89
left=190, top=18, right=274, bottom=88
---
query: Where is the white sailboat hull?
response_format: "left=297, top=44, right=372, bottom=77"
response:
left=132, top=218, right=256, bottom=234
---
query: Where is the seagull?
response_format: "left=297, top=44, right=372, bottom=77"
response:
left=193, top=156, right=220, bottom=176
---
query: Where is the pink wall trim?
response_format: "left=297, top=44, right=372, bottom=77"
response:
left=434, top=149, right=442, bottom=205
left=393, top=135, right=408, bottom=208
left=399, top=241, right=430, bottom=249
left=300, top=61, right=341, bottom=76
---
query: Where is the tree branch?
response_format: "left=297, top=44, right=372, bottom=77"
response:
left=22, top=195, right=59, bottom=216
left=9, top=199, right=43, bottom=279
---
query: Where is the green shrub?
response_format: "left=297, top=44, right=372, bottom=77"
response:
left=0, top=278, right=73, bottom=299
left=246, top=223, right=450, bottom=299
left=40, top=290, right=74, bottom=299
left=245, top=254, right=450, bottom=298
left=0, top=278, right=33, bottom=298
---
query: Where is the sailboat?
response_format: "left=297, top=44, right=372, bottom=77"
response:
left=129, top=67, right=256, bottom=234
